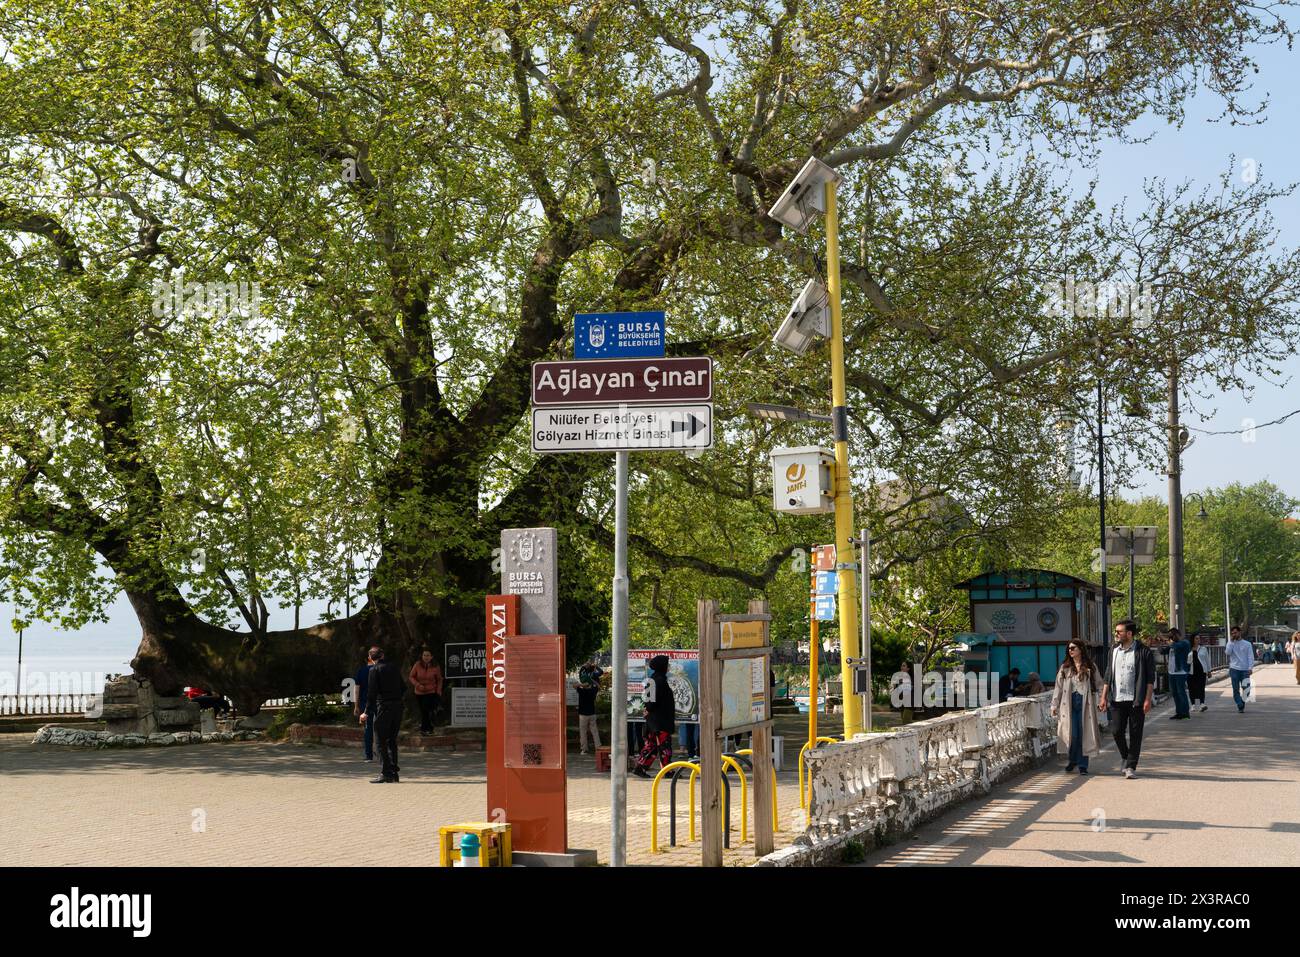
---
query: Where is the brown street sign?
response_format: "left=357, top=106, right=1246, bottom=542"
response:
left=532, top=356, right=712, bottom=406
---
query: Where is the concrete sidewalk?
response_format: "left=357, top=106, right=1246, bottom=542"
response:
left=0, top=732, right=805, bottom=867
left=855, top=664, right=1300, bottom=866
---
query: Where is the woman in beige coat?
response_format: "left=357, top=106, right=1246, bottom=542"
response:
left=1050, top=641, right=1103, bottom=774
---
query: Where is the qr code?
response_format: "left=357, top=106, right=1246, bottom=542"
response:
left=523, top=743, right=543, bottom=766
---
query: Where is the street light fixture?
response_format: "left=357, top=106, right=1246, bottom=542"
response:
left=773, top=279, right=830, bottom=354
left=768, top=157, right=843, bottom=234
left=745, top=402, right=834, bottom=424
left=1185, top=492, right=1208, bottom=521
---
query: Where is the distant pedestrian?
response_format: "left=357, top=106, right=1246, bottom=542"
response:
left=1289, top=632, right=1300, bottom=684
left=1100, top=620, right=1156, bottom=779
left=1225, top=626, right=1255, bottom=713
left=353, top=651, right=376, bottom=761
left=408, top=647, right=444, bottom=734
left=1188, top=633, right=1211, bottom=713
left=1023, top=672, right=1045, bottom=695
left=1166, top=628, right=1191, bottom=720
left=998, top=668, right=1021, bottom=702
left=1051, top=641, right=1103, bottom=774
left=363, top=646, right=404, bottom=783
left=576, top=661, right=603, bottom=755
left=631, top=655, right=674, bottom=778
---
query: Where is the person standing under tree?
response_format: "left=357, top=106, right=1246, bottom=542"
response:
left=363, top=646, right=404, bottom=783
left=408, top=647, right=444, bottom=734
left=1288, top=632, right=1300, bottom=685
left=576, top=660, right=603, bottom=755
left=1100, top=620, right=1156, bottom=779
left=353, top=650, right=376, bottom=761
left=631, top=655, right=674, bottom=778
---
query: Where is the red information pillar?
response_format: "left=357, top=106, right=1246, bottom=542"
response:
left=484, top=595, right=568, bottom=853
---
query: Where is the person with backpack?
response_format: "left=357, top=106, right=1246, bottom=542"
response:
left=631, top=655, right=674, bottom=778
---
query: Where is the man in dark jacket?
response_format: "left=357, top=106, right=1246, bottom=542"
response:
left=632, top=655, right=675, bottom=778
left=1100, top=620, right=1157, bottom=779
left=362, top=646, right=404, bottom=783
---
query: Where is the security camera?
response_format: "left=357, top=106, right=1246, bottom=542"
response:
left=768, top=157, right=843, bottom=234
left=772, top=278, right=829, bottom=354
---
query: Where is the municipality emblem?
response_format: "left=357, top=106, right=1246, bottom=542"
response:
left=510, top=530, right=545, bottom=564
left=588, top=322, right=606, bottom=349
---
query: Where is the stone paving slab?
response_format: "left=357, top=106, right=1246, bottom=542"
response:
left=855, top=664, right=1300, bottom=867
left=0, top=733, right=806, bottom=867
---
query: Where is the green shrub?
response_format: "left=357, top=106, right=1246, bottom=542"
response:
left=266, top=694, right=348, bottom=740
left=841, top=839, right=866, bottom=865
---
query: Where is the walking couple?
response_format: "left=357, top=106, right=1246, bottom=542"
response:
left=1052, top=620, right=1156, bottom=779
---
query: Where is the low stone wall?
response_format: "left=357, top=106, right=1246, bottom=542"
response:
left=758, top=692, right=1057, bottom=867
left=287, top=723, right=486, bottom=751
left=33, top=725, right=265, bottom=747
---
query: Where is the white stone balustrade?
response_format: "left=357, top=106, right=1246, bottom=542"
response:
left=770, top=692, right=1057, bottom=866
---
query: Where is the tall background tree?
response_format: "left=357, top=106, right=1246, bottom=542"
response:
left=1, top=0, right=1294, bottom=710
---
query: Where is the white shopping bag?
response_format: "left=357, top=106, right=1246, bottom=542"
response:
left=1243, top=674, right=1257, bottom=703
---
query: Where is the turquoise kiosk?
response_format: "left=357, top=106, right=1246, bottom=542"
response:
left=955, top=570, right=1117, bottom=685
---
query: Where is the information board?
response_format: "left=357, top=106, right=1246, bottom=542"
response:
left=503, top=634, right=566, bottom=769
left=450, top=686, right=487, bottom=728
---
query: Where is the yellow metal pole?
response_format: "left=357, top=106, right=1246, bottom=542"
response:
left=809, top=569, right=818, bottom=753
left=824, top=179, right=863, bottom=739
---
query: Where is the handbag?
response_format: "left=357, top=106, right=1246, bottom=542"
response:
left=1243, top=674, right=1257, bottom=703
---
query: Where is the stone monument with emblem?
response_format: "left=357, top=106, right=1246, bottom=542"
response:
left=501, top=527, right=558, bottom=635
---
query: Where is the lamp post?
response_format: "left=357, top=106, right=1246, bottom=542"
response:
left=768, top=157, right=864, bottom=737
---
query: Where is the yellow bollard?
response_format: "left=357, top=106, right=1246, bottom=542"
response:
left=737, top=748, right=780, bottom=834
left=721, top=755, right=748, bottom=843
left=650, top=761, right=702, bottom=853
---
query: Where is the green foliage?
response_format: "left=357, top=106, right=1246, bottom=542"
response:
left=1030, top=482, right=1300, bottom=631
left=0, top=0, right=1296, bottom=697
left=840, top=839, right=866, bottom=865
left=266, top=694, right=348, bottom=740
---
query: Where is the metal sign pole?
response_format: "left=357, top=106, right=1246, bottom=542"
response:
left=610, top=450, right=630, bottom=867
left=861, top=528, right=871, bottom=732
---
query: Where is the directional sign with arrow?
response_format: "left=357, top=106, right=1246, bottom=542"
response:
left=531, top=404, right=713, bottom=453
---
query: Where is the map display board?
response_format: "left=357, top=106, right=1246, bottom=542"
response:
left=721, top=657, right=766, bottom=731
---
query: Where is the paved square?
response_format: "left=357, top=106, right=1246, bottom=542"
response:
left=0, top=734, right=807, bottom=867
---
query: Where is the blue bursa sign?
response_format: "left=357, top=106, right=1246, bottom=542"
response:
left=575, top=311, right=665, bottom=358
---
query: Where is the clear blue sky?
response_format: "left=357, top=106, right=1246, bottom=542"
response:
left=3, top=35, right=1298, bottom=674
left=1088, top=40, right=1300, bottom=502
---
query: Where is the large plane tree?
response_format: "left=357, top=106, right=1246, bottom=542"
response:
left=1, top=0, right=1294, bottom=710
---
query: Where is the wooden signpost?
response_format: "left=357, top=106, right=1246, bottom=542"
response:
left=698, top=598, right=775, bottom=866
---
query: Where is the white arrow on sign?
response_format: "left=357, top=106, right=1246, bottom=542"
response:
left=532, top=403, right=713, bottom=453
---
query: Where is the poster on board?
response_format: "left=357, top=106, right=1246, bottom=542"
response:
left=626, top=649, right=699, bottom=723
